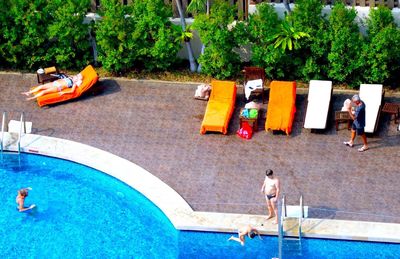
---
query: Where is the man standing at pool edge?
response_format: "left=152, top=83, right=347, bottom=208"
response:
left=261, top=169, right=280, bottom=224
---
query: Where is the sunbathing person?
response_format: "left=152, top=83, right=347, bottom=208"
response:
left=22, top=73, right=83, bottom=100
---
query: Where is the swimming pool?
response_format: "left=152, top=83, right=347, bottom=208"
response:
left=1, top=153, right=399, bottom=258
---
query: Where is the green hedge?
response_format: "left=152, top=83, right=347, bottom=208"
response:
left=192, top=0, right=242, bottom=79
left=0, top=0, right=399, bottom=88
left=96, top=0, right=181, bottom=74
left=0, top=0, right=91, bottom=70
left=240, top=2, right=400, bottom=87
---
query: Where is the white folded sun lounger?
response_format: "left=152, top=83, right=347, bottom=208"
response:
left=304, top=80, right=333, bottom=130
left=359, top=84, right=384, bottom=133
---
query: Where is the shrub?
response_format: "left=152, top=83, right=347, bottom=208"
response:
left=290, top=0, right=329, bottom=80
left=366, top=5, right=395, bottom=37
left=95, top=0, right=135, bottom=73
left=192, top=0, right=241, bottom=79
left=0, top=0, right=12, bottom=67
left=0, top=0, right=50, bottom=69
left=96, top=0, right=180, bottom=73
left=45, top=0, right=92, bottom=69
left=241, top=3, right=284, bottom=78
left=129, top=0, right=181, bottom=71
left=361, top=6, right=400, bottom=84
left=326, top=3, right=363, bottom=86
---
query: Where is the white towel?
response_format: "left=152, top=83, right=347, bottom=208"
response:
left=244, top=79, right=263, bottom=100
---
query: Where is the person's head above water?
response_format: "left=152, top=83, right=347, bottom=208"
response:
left=18, top=189, right=28, bottom=197
left=249, top=231, right=256, bottom=239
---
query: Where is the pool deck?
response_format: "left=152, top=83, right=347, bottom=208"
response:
left=1, top=72, right=400, bottom=242
left=3, top=133, right=400, bottom=243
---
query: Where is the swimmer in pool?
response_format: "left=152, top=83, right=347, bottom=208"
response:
left=16, top=187, right=36, bottom=212
left=228, top=225, right=262, bottom=246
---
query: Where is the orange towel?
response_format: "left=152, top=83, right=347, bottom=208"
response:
left=36, top=65, right=99, bottom=107
left=200, top=80, right=236, bottom=134
left=265, top=81, right=296, bottom=135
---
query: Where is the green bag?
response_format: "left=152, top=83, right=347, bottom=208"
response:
left=249, top=109, right=258, bottom=119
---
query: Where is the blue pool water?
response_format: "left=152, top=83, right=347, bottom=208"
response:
left=1, top=153, right=399, bottom=258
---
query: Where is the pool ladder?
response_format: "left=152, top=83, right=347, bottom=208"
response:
left=278, top=195, right=304, bottom=259
left=0, top=111, right=26, bottom=155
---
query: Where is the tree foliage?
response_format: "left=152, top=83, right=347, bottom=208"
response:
left=0, top=0, right=50, bottom=69
left=130, top=0, right=181, bottom=71
left=326, top=3, right=363, bottom=85
left=96, top=0, right=181, bottom=73
left=361, top=6, right=400, bottom=84
left=95, top=0, right=134, bottom=73
left=290, top=0, right=329, bottom=80
left=0, top=1, right=400, bottom=89
left=46, top=0, right=92, bottom=69
left=0, top=0, right=92, bottom=70
left=244, top=3, right=284, bottom=78
left=192, top=0, right=241, bottom=79
left=270, top=18, right=309, bottom=51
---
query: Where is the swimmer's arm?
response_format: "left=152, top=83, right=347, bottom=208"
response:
left=18, top=204, right=36, bottom=212
left=252, top=229, right=263, bottom=239
left=18, top=200, right=33, bottom=212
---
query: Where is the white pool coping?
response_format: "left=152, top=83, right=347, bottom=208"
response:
left=2, top=133, right=400, bottom=243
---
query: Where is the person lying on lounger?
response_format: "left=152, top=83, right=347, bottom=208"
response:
left=22, top=73, right=83, bottom=100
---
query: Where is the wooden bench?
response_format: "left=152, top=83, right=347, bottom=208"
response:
left=382, top=102, right=400, bottom=124
left=335, top=111, right=352, bottom=131
left=239, top=108, right=260, bottom=132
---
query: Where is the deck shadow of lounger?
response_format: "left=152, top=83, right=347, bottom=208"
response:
left=42, top=79, right=121, bottom=108
left=308, top=206, right=338, bottom=219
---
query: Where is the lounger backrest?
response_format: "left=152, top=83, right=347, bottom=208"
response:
left=359, top=84, right=383, bottom=133
left=308, top=80, right=332, bottom=102
left=210, top=80, right=236, bottom=101
left=304, top=80, right=332, bottom=129
left=75, top=65, right=99, bottom=97
left=359, top=84, right=383, bottom=106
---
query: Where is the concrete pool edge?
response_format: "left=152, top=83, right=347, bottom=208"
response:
left=3, top=133, right=400, bottom=244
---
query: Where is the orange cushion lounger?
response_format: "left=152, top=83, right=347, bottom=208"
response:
left=265, top=80, right=296, bottom=135
left=36, top=65, right=99, bottom=107
left=200, top=80, right=236, bottom=134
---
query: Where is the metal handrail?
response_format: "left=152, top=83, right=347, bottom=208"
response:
left=17, top=113, right=24, bottom=154
left=299, top=195, right=303, bottom=240
left=1, top=112, right=5, bottom=153
left=278, top=195, right=285, bottom=259
left=283, top=194, right=287, bottom=218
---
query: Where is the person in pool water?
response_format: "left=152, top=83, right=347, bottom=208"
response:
left=16, top=187, right=36, bottom=212
left=228, top=225, right=262, bottom=246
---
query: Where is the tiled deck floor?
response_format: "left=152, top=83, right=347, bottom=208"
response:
left=1, top=73, right=400, bottom=223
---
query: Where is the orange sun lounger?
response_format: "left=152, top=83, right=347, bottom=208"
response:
left=200, top=80, right=236, bottom=134
left=36, top=65, right=99, bottom=107
left=265, top=80, right=296, bottom=135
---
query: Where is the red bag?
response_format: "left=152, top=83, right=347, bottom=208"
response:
left=237, top=122, right=253, bottom=139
